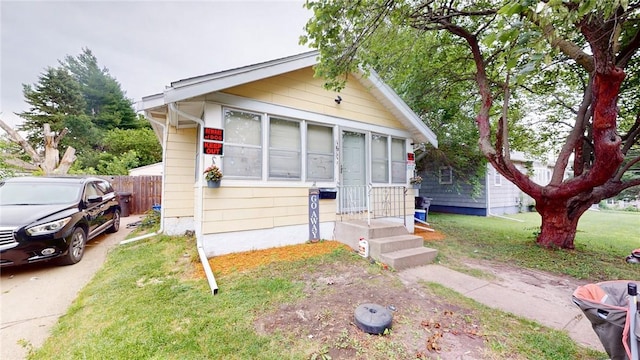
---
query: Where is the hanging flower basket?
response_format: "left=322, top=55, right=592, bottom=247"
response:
left=409, top=176, right=422, bottom=189
left=203, top=164, right=223, bottom=188
left=207, top=180, right=221, bottom=188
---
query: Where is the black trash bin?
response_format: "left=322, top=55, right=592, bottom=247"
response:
left=118, top=192, right=132, bottom=217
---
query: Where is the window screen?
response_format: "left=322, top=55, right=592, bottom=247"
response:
left=223, top=109, right=262, bottom=178
left=307, top=124, right=334, bottom=181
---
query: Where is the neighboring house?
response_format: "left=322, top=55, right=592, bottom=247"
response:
left=138, top=51, right=438, bottom=258
left=128, top=162, right=163, bottom=176
left=421, top=152, right=552, bottom=216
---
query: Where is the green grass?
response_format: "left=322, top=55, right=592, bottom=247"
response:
left=28, top=210, right=637, bottom=359
left=427, top=210, right=639, bottom=281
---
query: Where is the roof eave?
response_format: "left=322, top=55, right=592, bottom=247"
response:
left=163, top=51, right=320, bottom=104
left=354, top=70, right=437, bottom=148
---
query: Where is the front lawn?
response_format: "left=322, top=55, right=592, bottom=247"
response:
left=426, top=210, right=639, bottom=280
left=25, top=210, right=637, bottom=359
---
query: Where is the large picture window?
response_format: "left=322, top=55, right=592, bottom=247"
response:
left=371, top=134, right=388, bottom=183
left=269, top=117, right=301, bottom=179
left=223, top=109, right=262, bottom=178
left=222, top=107, right=335, bottom=182
left=307, top=124, right=334, bottom=181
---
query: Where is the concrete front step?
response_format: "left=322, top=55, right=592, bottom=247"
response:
left=335, top=220, right=411, bottom=249
left=368, top=235, right=424, bottom=259
left=379, top=247, right=438, bottom=270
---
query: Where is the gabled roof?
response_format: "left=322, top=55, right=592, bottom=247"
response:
left=139, top=51, right=437, bottom=148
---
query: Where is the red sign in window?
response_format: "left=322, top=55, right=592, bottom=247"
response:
left=203, top=127, right=224, bottom=141
left=203, top=141, right=224, bottom=155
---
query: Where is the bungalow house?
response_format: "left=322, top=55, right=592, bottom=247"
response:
left=420, top=152, right=552, bottom=216
left=137, top=52, right=438, bottom=283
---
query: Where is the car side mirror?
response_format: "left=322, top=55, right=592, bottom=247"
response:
left=87, top=195, right=103, bottom=203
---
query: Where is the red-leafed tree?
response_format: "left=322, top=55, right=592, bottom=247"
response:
left=302, top=0, right=640, bottom=249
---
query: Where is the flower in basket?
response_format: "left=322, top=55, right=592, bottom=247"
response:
left=409, top=176, right=423, bottom=185
left=203, top=165, right=223, bottom=182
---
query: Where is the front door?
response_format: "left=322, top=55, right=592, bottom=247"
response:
left=341, top=131, right=366, bottom=212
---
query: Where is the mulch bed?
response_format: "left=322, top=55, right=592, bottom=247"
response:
left=193, top=228, right=447, bottom=279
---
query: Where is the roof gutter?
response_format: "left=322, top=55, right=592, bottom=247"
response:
left=120, top=111, right=168, bottom=243
left=168, top=103, right=218, bottom=295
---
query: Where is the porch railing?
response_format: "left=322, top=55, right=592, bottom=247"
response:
left=337, top=185, right=407, bottom=226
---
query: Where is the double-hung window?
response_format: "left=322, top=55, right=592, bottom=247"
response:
left=391, top=138, right=406, bottom=183
left=269, top=117, right=301, bottom=179
left=307, top=124, right=334, bottom=181
left=371, top=134, right=389, bottom=183
left=494, top=168, right=502, bottom=186
left=439, top=166, right=453, bottom=184
left=223, top=107, right=335, bottom=182
left=372, top=135, right=406, bottom=184
left=223, top=109, right=262, bottom=178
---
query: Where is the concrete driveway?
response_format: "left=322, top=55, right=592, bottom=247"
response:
left=0, top=215, right=143, bottom=360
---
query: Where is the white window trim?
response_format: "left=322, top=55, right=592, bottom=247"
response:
left=494, top=168, right=502, bottom=186
left=210, top=95, right=415, bottom=186
left=439, top=166, right=453, bottom=184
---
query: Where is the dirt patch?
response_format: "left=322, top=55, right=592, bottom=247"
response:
left=254, top=261, right=487, bottom=359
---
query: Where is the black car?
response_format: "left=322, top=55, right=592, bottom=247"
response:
left=0, top=176, right=121, bottom=267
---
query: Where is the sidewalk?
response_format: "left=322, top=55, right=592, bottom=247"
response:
left=398, top=264, right=604, bottom=352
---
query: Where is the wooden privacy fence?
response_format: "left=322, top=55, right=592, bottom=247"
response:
left=100, top=176, right=162, bottom=215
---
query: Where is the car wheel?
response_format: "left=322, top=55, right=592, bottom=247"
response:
left=58, top=227, right=87, bottom=266
left=106, top=209, right=121, bottom=233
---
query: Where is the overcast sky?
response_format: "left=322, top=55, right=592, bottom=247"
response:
left=0, top=0, right=311, bottom=127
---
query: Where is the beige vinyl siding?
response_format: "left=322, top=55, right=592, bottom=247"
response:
left=222, top=67, right=404, bottom=129
left=202, top=186, right=336, bottom=234
left=164, top=127, right=197, bottom=217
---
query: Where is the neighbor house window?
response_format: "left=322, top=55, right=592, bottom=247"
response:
left=307, top=124, right=334, bottom=181
left=371, top=134, right=388, bottom=183
left=223, top=109, right=262, bottom=178
left=269, top=117, right=301, bottom=179
left=439, top=166, right=453, bottom=184
left=494, top=168, right=502, bottom=186
left=391, top=138, right=406, bottom=183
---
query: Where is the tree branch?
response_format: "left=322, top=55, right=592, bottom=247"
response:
left=0, top=117, right=43, bottom=165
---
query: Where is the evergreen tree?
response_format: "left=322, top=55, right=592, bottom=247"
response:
left=61, top=48, right=138, bottom=130
left=18, top=67, right=86, bottom=147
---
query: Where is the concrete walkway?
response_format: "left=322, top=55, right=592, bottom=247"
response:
left=0, top=215, right=143, bottom=360
left=398, top=264, right=605, bottom=352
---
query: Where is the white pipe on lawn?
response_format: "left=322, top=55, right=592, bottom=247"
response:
left=488, top=213, right=525, bottom=222
left=169, top=103, right=218, bottom=295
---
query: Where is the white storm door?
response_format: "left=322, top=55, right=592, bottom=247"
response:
left=341, top=131, right=367, bottom=212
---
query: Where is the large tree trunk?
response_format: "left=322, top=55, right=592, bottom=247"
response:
left=535, top=194, right=594, bottom=249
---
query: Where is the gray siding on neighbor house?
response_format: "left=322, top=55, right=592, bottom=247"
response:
left=419, top=171, right=488, bottom=216
left=419, top=162, right=537, bottom=216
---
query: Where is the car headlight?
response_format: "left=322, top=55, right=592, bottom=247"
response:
left=26, top=217, right=72, bottom=236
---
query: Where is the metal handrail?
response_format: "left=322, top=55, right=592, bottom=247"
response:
left=338, top=185, right=407, bottom=225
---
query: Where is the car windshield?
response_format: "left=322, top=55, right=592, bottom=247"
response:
left=0, top=182, right=82, bottom=205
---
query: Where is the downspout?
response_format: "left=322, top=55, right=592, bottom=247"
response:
left=121, top=111, right=167, bottom=244
left=168, top=103, right=218, bottom=295
left=486, top=164, right=491, bottom=217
